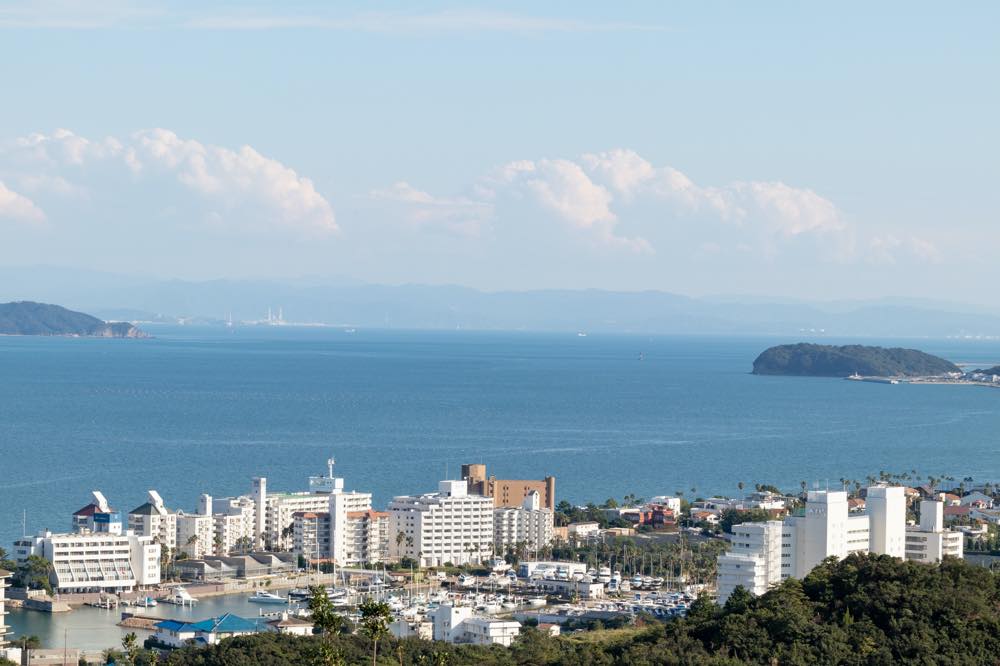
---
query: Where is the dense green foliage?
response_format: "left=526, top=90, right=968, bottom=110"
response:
left=161, top=553, right=1000, bottom=665
left=0, top=301, right=143, bottom=337
left=752, top=343, right=959, bottom=377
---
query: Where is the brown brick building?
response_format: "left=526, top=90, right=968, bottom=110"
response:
left=462, top=464, right=555, bottom=511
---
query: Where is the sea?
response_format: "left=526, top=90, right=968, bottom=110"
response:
left=3, top=326, right=1000, bottom=648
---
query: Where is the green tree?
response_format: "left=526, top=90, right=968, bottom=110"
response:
left=121, top=632, right=140, bottom=666
left=308, top=585, right=345, bottom=635
left=358, top=597, right=391, bottom=666
left=17, top=555, right=53, bottom=594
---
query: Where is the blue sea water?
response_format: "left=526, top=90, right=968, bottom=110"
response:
left=2, top=326, right=1000, bottom=552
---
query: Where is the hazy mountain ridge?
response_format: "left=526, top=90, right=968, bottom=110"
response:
left=2, top=266, right=1000, bottom=337
left=0, top=301, right=147, bottom=337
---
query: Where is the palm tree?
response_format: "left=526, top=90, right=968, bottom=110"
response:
left=395, top=532, right=405, bottom=560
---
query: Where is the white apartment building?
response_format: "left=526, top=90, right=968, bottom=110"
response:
left=716, top=487, right=931, bottom=603
left=342, top=510, right=389, bottom=565
left=0, top=568, right=9, bottom=650
left=494, top=490, right=555, bottom=556
left=716, top=521, right=783, bottom=604
left=15, top=530, right=160, bottom=593
left=428, top=604, right=521, bottom=646
left=389, top=480, right=495, bottom=567
left=329, top=490, right=375, bottom=564
left=292, top=512, right=331, bottom=563
left=906, top=500, right=964, bottom=563
left=128, top=490, right=177, bottom=554
left=213, top=498, right=257, bottom=555
left=176, top=510, right=215, bottom=559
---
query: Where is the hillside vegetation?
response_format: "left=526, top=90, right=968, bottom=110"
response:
left=159, top=554, right=1000, bottom=666
left=0, top=301, right=145, bottom=337
left=752, top=343, right=959, bottom=377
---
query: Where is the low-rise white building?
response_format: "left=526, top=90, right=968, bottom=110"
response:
left=494, top=491, right=554, bottom=556
left=906, top=500, right=964, bottom=563
left=566, top=522, right=600, bottom=540
left=388, top=480, right=494, bottom=567
left=428, top=604, right=521, bottom=646
left=15, top=530, right=160, bottom=593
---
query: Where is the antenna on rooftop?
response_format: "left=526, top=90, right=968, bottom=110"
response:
left=327, top=457, right=336, bottom=479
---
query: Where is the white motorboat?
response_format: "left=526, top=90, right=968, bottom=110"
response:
left=164, top=586, right=197, bottom=606
left=249, top=591, right=288, bottom=604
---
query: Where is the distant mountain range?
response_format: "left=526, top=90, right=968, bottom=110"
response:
left=0, top=301, right=146, bottom=338
left=2, top=266, right=1000, bottom=337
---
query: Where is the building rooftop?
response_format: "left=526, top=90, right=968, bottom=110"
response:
left=155, top=613, right=262, bottom=634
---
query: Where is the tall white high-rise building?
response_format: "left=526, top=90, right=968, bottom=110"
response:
left=783, top=490, right=870, bottom=579
left=866, top=486, right=906, bottom=558
left=716, top=486, right=947, bottom=603
left=389, top=480, right=495, bottom=567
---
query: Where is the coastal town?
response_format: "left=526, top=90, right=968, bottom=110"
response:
left=0, top=459, right=995, bottom=664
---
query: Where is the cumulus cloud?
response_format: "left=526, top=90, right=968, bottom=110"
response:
left=1, top=128, right=336, bottom=233
left=376, top=148, right=855, bottom=258
left=369, top=181, right=491, bottom=237
left=868, top=234, right=942, bottom=265
left=0, top=181, right=45, bottom=223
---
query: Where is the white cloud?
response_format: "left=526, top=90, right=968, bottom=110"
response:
left=868, top=234, right=941, bottom=265
left=0, top=181, right=45, bottom=223
left=378, top=149, right=849, bottom=256
left=369, top=181, right=491, bottom=237
left=0, top=4, right=663, bottom=33
left=2, top=128, right=336, bottom=234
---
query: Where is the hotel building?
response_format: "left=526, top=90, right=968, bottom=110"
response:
left=389, top=480, right=495, bottom=567
left=716, top=487, right=943, bottom=604
left=462, top=464, right=555, bottom=510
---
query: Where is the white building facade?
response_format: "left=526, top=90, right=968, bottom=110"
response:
left=906, top=500, right=964, bottom=563
left=716, top=521, right=783, bottom=604
left=494, top=491, right=555, bottom=556
left=15, top=530, right=160, bottom=593
left=128, top=490, right=177, bottom=554
left=389, top=480, right=495, bottom=567
left=716, top=486, right=949, bottom=603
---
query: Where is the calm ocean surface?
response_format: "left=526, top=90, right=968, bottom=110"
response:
left=3, top=327, right=1000, bottom=550
left=5, top=326, right=1000, bottom=648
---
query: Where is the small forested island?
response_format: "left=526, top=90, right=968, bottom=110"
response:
left=0, top=301, right=147, bottom=338
left=752, top=342, right=959, bottom=377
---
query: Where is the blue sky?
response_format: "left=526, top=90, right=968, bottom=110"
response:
left=0, top=1, right=997, bottom=302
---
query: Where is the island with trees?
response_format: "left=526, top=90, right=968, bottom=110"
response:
left=0, top=301, right=147, bottom=338
left=752, top=342, right=959, bottom=378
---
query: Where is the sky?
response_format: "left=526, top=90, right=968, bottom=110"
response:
left=0, top=1, right=998, bottom=302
